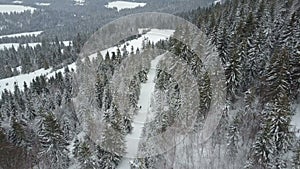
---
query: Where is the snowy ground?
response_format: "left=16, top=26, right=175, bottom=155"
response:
left=99, top=29, right=174, bottom=58
left=117, top=53, right=165, bottom=169
left=12, top=1, right=23, bottom=4
left=0, top=31, right=43, bottom=39
left=0, top=4, right=36, bottom=14
left=105, top=1, right=147, bottom=12
left=74, top=0, right=85, bottom=6
left=0, top=68, right=52, bottom=92
left=0, top=43, right=19, bottom=50
left=292, top=104, right=300, bottom=137
left=35, top=2, right=51, bottom=6
left=0, top=41, right=72, bottom=50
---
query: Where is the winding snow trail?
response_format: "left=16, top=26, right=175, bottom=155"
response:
left=117, top=53, right=165, bottom=169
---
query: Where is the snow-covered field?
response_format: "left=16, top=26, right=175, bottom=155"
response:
left=0, top=31, right=43, bottom=39
left=214, top=0, right=222, bottom=5
left=35, top=2, right=51, bottom=6
left=12, top=1, right=23, bottom=4
left=0, top=43, right=19, bottom=50
left=105, top=1, right=147, bottom=11
left=74, top=0, right=85, bottom=5
left=99, top=29, right=174, bottom=57
left=0, top=4, right=36, bottom=14
left=0, top=41, right=72, bottom=50
left=292, top=104, right=300, bottom=137
left=0, top=29, right=173, bottom=93
left=0, top=68, right=52, bottom=92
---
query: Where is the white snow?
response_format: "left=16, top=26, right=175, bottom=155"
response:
left=105, top=1, right=147, bottom=12
left=12, top=1, right=23, bottom=4
left=62, top=40, right=73, bottom=46
left=0, top=43, right=19, bottom=50
left=0, top=68, right=52, bottom=92
left=117, top=53, right=165, bottom=169
left=16, top=66, right=22, bottom=73
left=100, top=29, right=175, bottom=57
left=35, top=2, right=51, bottom=6
left=74, top=0, right=85, bottom=6
left=0, top=41, right=72, bottom=50
left=46, top=62, right=77, bottom=79
left=0, top=31, right=43, bottom=39
left=292, top=104, right=300, bottom=137
left=0, top=4, right=36, bottom=14
left=214, top=0, right=222, bottom=5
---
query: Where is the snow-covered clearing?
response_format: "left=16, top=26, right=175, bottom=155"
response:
left=105, top=1, right=147, bottom=12
left=0, top=4, right=36, bottom=14
left=35, top=2, right=51, bottom=6
left=117, top=53, right=165, bottom=169
left=214, top=0, right=222, bottom=5
left=0, top=68, right=52, bottom=92
left=0, top=42, right=40, bottom=50
left=74, top=0, right=85, bottom=6
left=99, top=29, right=174, bottom=58
left=0, top=31, right=43, bottom=39
left=12, top=1, right=23, bottom=4
left=0, top=43, right=19, bottom=50
left=0, top=41, right=72, bottom=50
left=292, top=104, right=300, bottom=137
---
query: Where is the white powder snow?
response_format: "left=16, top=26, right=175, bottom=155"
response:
left=46, top=62, right=77, bottom=79
left=74, top=0, right=85, bottom=6
left=214, top=0, right=222, bottom=5
left=0, top=31, right=43, bottom=39
left=105, top=1, right=147, bottom=12
left=0, top=68, right=52, bottom=92
left=292, top=104, right=300, bottom=137
left=35, top=2, right=51, bottom=6
left=0, top=41, right=72, bottom=50
left=12, top=1, right=23, bottom=4
left=100, top=29, right=175, bottom=58
left=0, top=4, right=36, bottom=14
left=0, top=43, right=19, bottom=50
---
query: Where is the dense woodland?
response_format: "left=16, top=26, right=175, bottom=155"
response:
left=0, top=0, right=213, bottom=39
left=0, top=0, right=300, bottom=169
left=0, top=34, right=86, bottom=79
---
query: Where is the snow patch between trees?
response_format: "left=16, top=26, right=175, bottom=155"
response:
left=0, top=31, right=43, bottom=39
left=105, top=1, right=147, bottom=12
left=74, top=0, right=85, bottom=6
left=99, top=29, right=174, bottom=58
left=292, top=104, right=300, bottom=137
left=0, top=4, right=36, bottom=14
left=117, top=53, right=165, bottom=169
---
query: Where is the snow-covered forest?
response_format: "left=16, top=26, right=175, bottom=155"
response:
left=0, top=0, right=300, bottom=169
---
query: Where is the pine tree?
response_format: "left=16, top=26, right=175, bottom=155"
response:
left=78, top=141, right=96, bottom=169
left=291, top=139, right=300, bottom=169
left=39, top=112, right=69, bottom=168
left=264, top=48, right=291, bottom=102
left=9, top=117, right=27, bottom=147
left=98, top=124, right=125, bottom=169
left=226, top=116, right=239, bottom=163
left=95, top=73, right=106, bottom=109
left=225, top=47, right=241, bottom=101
